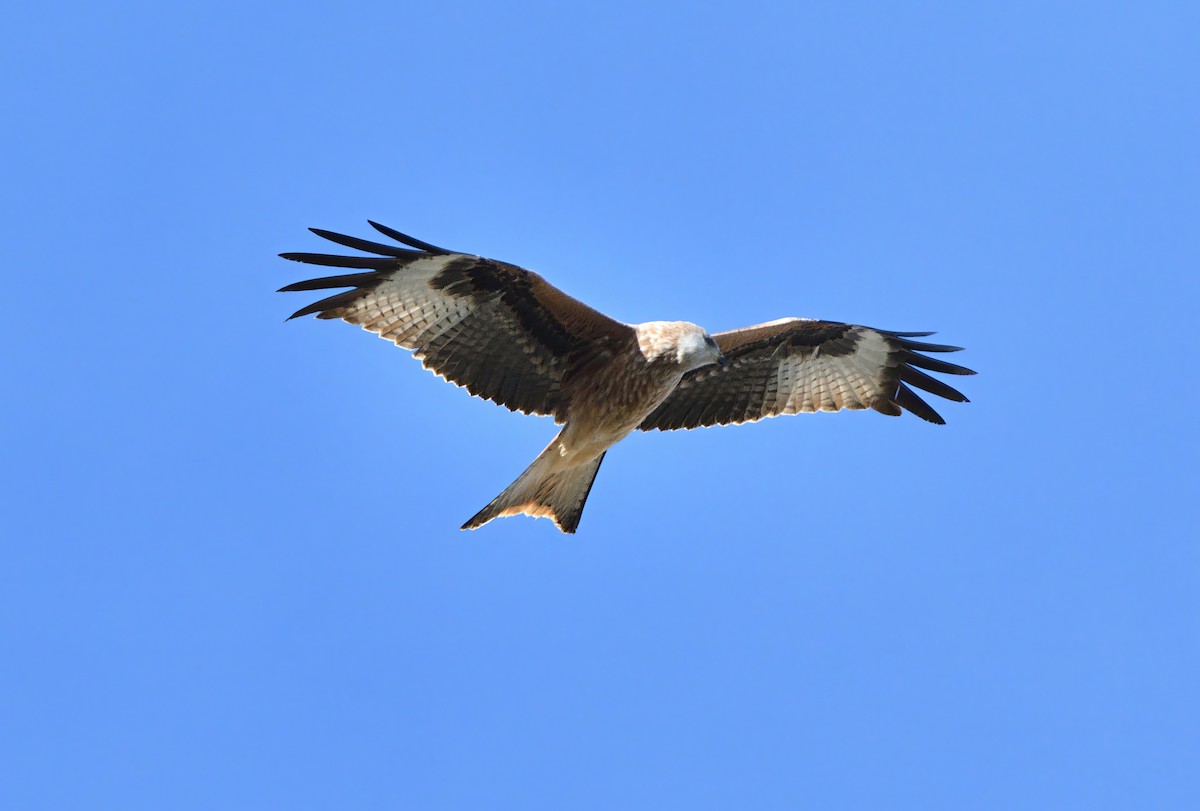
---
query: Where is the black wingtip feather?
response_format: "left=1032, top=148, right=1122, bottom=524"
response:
left=308, top=227, right=423, bottom=258
left=285, top=289, right=368, bottom=320
left=894, top=383, right=946, bottom=424
left=901, top=365, right=969, bottom=403
left=894, top=337, right=965, bottom=353
left=900, top=349, right=976, bottom=377
left=278, top=252, right=397, bottom=270
left=278, top=272, right=380, bottom=293
left=367, top=221, right=451, bottom=254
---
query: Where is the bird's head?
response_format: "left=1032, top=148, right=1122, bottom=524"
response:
left=675, top=324, right=727, bottom=373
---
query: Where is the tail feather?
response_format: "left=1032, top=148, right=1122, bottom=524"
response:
left=462, top=440, right=606, bottom=534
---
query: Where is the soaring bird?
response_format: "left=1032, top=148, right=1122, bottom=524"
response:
left=280, top=222, right=974, bottom=533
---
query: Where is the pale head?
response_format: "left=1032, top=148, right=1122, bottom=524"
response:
left=635, top=321, right=727, bottom=373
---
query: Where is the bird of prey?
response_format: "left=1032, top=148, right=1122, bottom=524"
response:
left=280, top=222, right=974, bottom=533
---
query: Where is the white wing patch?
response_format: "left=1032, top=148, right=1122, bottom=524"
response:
left=335, top=256, right=477, bottom=350
left=780, top=327, right=891, bottom=414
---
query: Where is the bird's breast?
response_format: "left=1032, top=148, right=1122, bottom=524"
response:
left=560, top=356, right=684, bottom=452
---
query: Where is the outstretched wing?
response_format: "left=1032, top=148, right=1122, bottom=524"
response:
left=639, top=318, right=974, bottom=430
left=279, top=222, right=636, bottom=421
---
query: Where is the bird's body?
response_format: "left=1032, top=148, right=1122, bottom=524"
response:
left=280, top=223, right=974, bottom=533
left=556, top=321, right=722, bottom=459
left=458, top=320, right=723, bottom=532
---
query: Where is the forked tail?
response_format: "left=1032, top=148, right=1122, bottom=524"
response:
left=462, top=435, right=606, bottom=534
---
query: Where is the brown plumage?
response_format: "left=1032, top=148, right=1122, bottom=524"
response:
left=280, top=223, right=975, bottom=533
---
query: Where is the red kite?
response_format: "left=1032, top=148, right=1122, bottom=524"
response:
left=281, top=223, right=973, bottom=533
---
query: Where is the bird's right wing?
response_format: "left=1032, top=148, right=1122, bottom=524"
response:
left=280, top=222, right=636, bottom=421
left=639, top=318, right=974, bottom=430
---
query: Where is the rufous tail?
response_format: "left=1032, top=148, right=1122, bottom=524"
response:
left=462, top=435, right=606, bottom=534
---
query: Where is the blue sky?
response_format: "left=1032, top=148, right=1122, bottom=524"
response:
left=2, top=1, right=1197, bottom=808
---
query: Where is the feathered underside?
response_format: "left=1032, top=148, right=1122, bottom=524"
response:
left=280, top=223, right=974, bottom=432
left=639, top=318, right=975, bottom=430
left=280, top=223, right=975, bottom=533
left=278, top=221, right=636, bottom=422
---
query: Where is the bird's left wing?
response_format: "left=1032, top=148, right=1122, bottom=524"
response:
left=639, top=318, right=974, bottom=430
left=280, top=222, right=635, bottom=421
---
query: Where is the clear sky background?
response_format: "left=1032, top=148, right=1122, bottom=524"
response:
left=3, top=2, right=1197, bottom=808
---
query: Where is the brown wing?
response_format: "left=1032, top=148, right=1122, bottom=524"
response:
left=639, top=318, right=974, bottom=430
left=279, top=222, right=636, bottom=421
